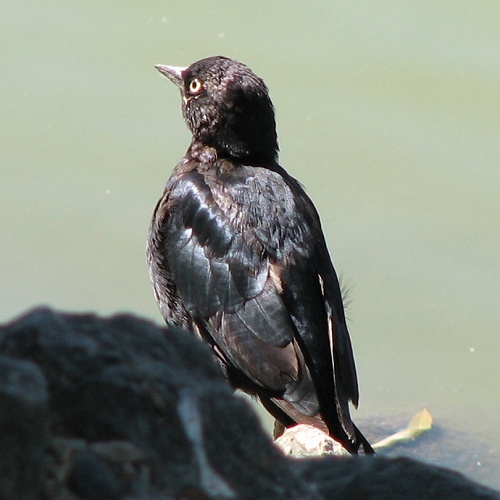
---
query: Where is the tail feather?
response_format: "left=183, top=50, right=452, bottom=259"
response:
left=353, top=424, right=375, bottom=455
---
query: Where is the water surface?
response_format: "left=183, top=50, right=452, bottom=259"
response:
left=1, top=1, right=499, bottom=490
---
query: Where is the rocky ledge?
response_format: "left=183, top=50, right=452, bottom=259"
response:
left=0, top=308, right=497, bottom=499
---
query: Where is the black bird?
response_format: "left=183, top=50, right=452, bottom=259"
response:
left=148, top=56, right=373, bottom=454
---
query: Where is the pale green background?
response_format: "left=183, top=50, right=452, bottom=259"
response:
left=2, top=1, right=499, bottom=490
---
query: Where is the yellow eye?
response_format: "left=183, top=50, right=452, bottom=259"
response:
left=188, top=78, right=203, bottom=95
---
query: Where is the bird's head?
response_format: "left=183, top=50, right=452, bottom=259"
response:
left=155, top=56, right=279, bottom=165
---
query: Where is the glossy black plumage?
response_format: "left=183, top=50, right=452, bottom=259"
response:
left=148, top=56, right=373, bottom=454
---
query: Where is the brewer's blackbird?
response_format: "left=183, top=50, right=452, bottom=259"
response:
left=148, top=56, right=373, bottom=454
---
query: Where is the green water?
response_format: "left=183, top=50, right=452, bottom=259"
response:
left=2, top=1, right=499, bottom=490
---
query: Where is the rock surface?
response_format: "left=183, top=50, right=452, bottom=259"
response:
left=0, top=307, right=498, bottom=499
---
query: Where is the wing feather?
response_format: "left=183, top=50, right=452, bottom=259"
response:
left=154, top=165, right=361, bottom=447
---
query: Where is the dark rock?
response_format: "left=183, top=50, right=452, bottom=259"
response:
left=0, top=354, right=48, bottom=500
left=0, top=307, right=498, bottom=499
left=67, top=450, right=124, bottom=500
left=0, top=308, right=311, bottom=499
left=297, top=455, right=499, bottom=499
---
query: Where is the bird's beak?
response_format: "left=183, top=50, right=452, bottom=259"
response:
left=154, top=64, right=186, bottom=87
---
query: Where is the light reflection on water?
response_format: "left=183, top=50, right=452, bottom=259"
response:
left=1, top=1, right=499, bottom=491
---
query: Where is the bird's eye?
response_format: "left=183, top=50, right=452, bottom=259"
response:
left=188, top=78, right=203, bottom=95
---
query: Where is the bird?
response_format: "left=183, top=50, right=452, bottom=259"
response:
left=147, top=55, right=373, bottom=454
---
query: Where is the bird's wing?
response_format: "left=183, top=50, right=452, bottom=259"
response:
left=162, top=165, right=358, bottom=432
left=319, top=251, right=360, bottom=407
left=275, top=222, right=359, bottom=441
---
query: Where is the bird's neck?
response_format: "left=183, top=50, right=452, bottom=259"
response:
left=189, top=132, right=278, bottom=167
left=187, top=140, right=218, bottom=165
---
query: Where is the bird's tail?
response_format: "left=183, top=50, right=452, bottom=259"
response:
left=353, top=424, right=375, bottom=455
